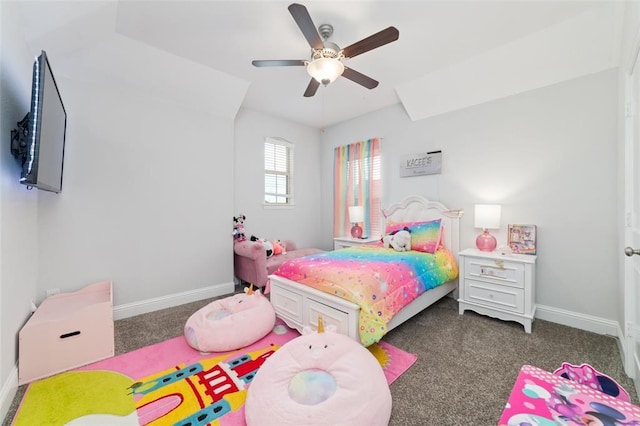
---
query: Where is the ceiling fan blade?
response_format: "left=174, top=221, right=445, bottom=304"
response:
left=342, top=67, right=379, bottom=89
left=288, top=3, right=323, bottom=50
left=342, top=26, right=399, bottom=59
left=252, top=60, right=306, bottom=67
left=303, top=78, right=320, bottom=97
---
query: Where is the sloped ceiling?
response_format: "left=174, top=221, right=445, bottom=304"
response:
left=16, top=1, right=625, bottom=129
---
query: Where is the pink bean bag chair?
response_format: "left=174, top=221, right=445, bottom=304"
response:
left=245, top=318, right=392, bottom=426
left=184, top=286, right=275, bottom=352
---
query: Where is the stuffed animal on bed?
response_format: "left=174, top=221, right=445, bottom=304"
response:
left=245, top=317, right=391, bottom=426
left=383, top=227, right=412, bottom=252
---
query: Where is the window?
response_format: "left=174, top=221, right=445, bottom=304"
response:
left=350, top=153, right=382, bottom=235
left=264, top=137, right=294, bottom=206
left=334, top=138, right=381, bottom=237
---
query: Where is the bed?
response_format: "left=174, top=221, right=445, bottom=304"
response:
left=268, top=196, right=462, bottom=346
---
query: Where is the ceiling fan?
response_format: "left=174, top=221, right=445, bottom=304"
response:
left=252, top=3, right=399, bottom=97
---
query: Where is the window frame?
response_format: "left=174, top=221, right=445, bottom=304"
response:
left=263, top=136, right=295, bottom=207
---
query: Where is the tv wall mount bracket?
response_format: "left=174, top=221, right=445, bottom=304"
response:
left=10, top=113, right=30, bottom=164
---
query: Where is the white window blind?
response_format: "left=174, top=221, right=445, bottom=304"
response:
left=349, top=155, right=382, bottom=237
left=264, top=137, right=294, bottom=205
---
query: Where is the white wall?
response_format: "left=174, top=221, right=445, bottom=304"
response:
left=34, top=77, right=235, bottom=307
left=234, top=108, right=324, bottom=250
left=0, top=1, right=40, bottom=415
left=321, top=68, right=619, bottom=323
left=0, top=2, right=237, bottom=415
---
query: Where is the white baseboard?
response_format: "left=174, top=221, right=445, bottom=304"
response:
left=0, top=365, right=18, bottom=424
left=535, top=303, right=620, bottom=336
left=536, top=303, right=637, bottom=380
left=113, top=282, right=235, bottom=320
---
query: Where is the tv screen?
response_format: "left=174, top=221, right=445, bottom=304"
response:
left=20, top=50, right=67, bottom=193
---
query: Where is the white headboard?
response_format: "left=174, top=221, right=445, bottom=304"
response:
left=382, top=196, right=463, bottom=256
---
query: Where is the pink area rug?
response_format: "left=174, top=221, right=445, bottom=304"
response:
left=12, top=320, right=417, bottom=425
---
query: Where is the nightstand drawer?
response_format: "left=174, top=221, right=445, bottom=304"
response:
left=464, top=257, right=525, bottom=288
left=465, top=279, right=524, bottom=313
left=269, top=283, right=303, bottom=323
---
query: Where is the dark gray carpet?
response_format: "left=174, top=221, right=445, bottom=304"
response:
left=383, top=296, right=637, bottom=424
left=3, top=291, right=637, bottom=425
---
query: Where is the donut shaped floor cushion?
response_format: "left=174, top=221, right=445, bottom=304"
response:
left=184, top=287, right=275, bottom=352
left=245, top=322, right=392, bottom=426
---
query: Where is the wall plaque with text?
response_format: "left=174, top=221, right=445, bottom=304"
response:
left=400, top=150, right=442, bottom=177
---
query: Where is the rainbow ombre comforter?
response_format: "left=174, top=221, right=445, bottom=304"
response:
left=274, top=245, right=459, bottom=346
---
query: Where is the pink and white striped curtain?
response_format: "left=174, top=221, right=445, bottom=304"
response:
left=333, top=138, right=381, bottom=238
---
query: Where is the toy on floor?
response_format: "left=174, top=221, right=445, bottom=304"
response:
left=184, top=284, right=275, bottom=352
left=233, top=214, right=246, bottom=242
left=499, top=365, right=640, bottom=426
left=553, top=362, right=631, bottom=402
left=383, top=227, right=411, bottom=251
left=245, top=317, right=392, bottom=426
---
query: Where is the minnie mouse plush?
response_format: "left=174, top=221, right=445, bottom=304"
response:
left=233, top=214, right=246, bottom=242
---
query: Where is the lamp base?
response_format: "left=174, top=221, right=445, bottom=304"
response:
left=351, top=224, right=363, bottom=238
left=476, top=230, right=497, bottom=252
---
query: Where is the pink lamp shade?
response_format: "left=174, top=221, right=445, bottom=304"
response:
left=474, top=204, right=501, bottom=252
left=349, top=206, right=364, bottom=238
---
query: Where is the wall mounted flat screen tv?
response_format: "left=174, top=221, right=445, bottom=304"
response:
left=11, top=50, right=67, bottom=193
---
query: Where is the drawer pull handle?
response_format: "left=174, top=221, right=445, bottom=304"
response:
left=479, top=265, right=508, bottom=279
left=60, top=331, right=81, bottom=339
left=479, top=273, right=508, bottom=280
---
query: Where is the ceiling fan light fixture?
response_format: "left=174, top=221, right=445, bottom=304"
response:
left=307, top=57, right=344, bottom=86
left=253, top=4, right=397, bottom=97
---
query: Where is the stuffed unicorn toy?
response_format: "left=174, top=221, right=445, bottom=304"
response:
left=383, top=227, right=411, bottom=251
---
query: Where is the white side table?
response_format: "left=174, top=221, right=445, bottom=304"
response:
left=458, top=248, right=537, bottom=333
left=333, top=236, right=380, bottom=250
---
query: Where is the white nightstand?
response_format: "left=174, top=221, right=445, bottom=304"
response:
left=458, top=248, right=537, bottom=333
left=333, top=236, right=380, bottom=250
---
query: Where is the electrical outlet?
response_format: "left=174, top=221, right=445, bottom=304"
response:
left=46, top=288, right=60, bottom=297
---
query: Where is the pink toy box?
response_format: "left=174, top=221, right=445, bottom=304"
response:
left=499, top=364, right=640, bottom=425
left=18, top=281, right=114, bottom=385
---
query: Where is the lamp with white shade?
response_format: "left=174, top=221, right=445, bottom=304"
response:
left=348, top=206, right=364, bottom=238
left=474, top=204, right=501, bottom=252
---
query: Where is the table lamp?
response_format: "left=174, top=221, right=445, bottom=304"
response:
left=348, top=206, right=364, bottom=238
left=474, top=204, right=501, bottom=252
